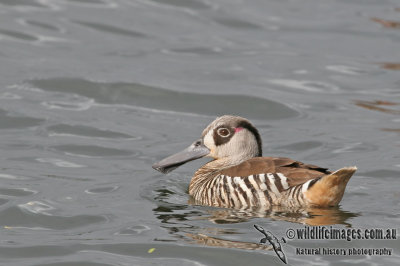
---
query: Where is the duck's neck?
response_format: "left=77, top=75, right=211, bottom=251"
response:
left=188, top=155, right=252, bottom=195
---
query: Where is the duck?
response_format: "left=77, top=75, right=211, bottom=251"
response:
left=152, top=115, right=356, bottom=209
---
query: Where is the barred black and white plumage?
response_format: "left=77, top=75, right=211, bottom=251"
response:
left=153, top=115, right=357, bottom=209
left=190, top=173, right=282, bottom=208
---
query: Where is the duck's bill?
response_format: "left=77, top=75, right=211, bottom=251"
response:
left=152, top=139, right=210, bottom=174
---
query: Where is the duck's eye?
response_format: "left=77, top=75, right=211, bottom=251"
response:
left=217, top=128, right=230, bottom=137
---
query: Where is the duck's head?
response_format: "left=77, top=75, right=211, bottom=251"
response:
left=152, top=115, right=262, bottom=174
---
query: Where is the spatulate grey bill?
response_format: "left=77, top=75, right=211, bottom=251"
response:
left=152, top=139, right=210, bottom=174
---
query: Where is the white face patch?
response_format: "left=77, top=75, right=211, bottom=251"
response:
left=203, top=129, right=216, bottom=157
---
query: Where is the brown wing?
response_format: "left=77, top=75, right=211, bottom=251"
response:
left=219, top=157, right=331, bottom=187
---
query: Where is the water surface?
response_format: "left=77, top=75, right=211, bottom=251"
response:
left=0, top=0, right=399, bottom=265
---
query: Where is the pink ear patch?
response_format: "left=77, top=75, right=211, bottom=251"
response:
left=235, top=127, right=243, bottom=133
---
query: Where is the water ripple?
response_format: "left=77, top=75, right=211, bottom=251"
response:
left=41, top=99, right=95, bottom=111
left=0, top=28, right=38, bottom=41
left=67, top=0, right=110, bottom=5
left=212, top=16, right=263, bottom=30
left=149, top=0, right=211, bottom=10
left=29, top=78, right=298, bottom=120
left=0, top=0, right=48, bottom=8
left=71, top=20, right=147, bottom=38
left=85, top=186, right=119, bottom=194
left=116, top=224, right=151, bottom=235
left=326, top=65, right=367, bottom=75
left=66, top=0, right=118, bottom=8
left=47, top=124, right=135, bottom=139
left=0, top=108, right=44, bottom=129
left=0, top=205, right=106, bottom=230
left=0, top=173, right=29, bottom=180
left=164, top=46, right=223, bottom=56
left=36, top=262, right=114, bottom=266
left=36, top=158, right=86, bottom=168
left=51, top=144, right=135, bottom=157
left=360, top=169, right=400, bottom=178
left=0, top=187, right=37, bottom=197
left=21, top=19, right=62, bottom=31
left=0, top=92, right=21, bottom=99
left=269, top=79, right=340, bottom=93
left=275, top=140, right=323, bottom=152
left=19, top=201, right=55, bottom=215
left=332, top=142, right=377, bottom=154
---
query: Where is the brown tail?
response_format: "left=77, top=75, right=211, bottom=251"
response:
left=304, top=166, right=357, bottom=207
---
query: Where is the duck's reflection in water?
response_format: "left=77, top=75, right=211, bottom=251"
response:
left=186, top=206, right=358, bottom=252
left=186, top=232, right=273, bottom=251
left=153, top=199, right=359, bottom=251
left=196, top=205, right=359, bottom=226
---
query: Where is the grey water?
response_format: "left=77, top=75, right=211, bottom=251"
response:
left=0, top=0, right=399, bottom=265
